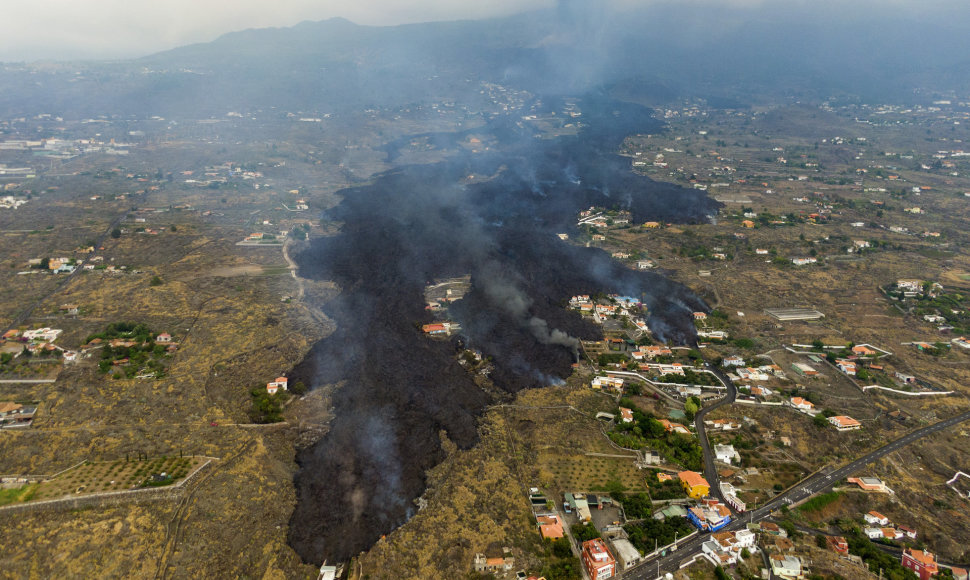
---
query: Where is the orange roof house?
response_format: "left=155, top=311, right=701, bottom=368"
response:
left=828, top=416, right=862, bottom=431
left=537, top=514, right=564, bottom=539
left=678, top=470, right=710, bottom=499
left=902, top=548, right=938, bottom=580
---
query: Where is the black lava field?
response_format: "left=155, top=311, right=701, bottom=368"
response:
left=287, top=93, right=720, bottom=564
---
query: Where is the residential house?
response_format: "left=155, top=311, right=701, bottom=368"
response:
left=660, top=419, right=691, bottom=435
left=702, top=539, right=736, bottom=567
left=705, top=419, right=741, bottom=431
left=422, top=323, right=447, bottom=335
left=895, top=371, right=917, bottom=384
left=472, top=549, right=515, bottom=575
left=950, top=568, right=969, bottom=580
left=828, top=416, right=862, bottom=431
left=678, top=471, right=710, bottom=499
left=581, top=539, right=616, bottom=580
left=644, top=346, right=673, bottom=358
left=723, top=355, right=745, bottom=367
left=537, top=514, right=564, bottom=539
left=882, top=528, right=902, bottom=540
left=852, top=345, right=878, bottom=356
left=770, top=554, right=803, bottom=579
left=766, top=536, right=795, bottom=553
left=693, top=312, right=707, bottom=321
left=156, top=333, right=172, bottom=343
left=22, top=328, right=62, bottom=343
left=714, top=444, right=740, bottom=465
left=897, top=280, right=923, bottom=295
left=792, top=257, right=817, bottom=265
left=790, top=397, right=815, bottom=412
left=266, top=377, right=288, bottom=395
left=750, top=386, right=773, bottom=397
left=864, top=511, right=890, bottom=526
left=592, top=376, right=624, bottom=390
left=902, top=549, right=938, bottom=580
left=759, top=522, right=787, bottom=537
left=898, top=525, right=917, bottom=539
left=835, top=359, right=857, bottom=376
left=619, top=407, right=634, bottom=423
left=686, top=500, right=732, bottom=532
left=59, top=304, right=79, bottom=316
left=677, top=385, right=702, bottom=397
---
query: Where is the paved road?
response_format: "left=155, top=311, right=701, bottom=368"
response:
left=625, top=408, right=970, bottom=579
left=692, top=366, right=737, bottom=507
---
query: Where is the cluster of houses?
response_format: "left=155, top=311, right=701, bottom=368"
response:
left=27, top=257, right=77, bottom=274
left=1, top=327, right=79, bottom=362
left=569, top=294, right=646, bottom=327
left=863, top=511, right=917, bottom=542
left=701, top=529, right=756, bottom=567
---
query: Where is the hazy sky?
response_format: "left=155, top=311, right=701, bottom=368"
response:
left=0, top=0, right=557, bottom=61
left=1, top=0, right=962, bottom=62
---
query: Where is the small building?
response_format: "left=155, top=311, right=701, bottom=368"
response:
left=723, top=355, right=745, bottom=367
left=156, top=333, right=172, bottom=343
left=827, top=536, right=849, bottom=555
left=847, top=477, right=888, bottom=492
left=792, top=362, right=818, bottom=377
left=581, top=539, right=616, bottom=580
left=693, top=312, right=707, bottom=321
left=902, top=548, right=938, bottom=580
left=610, top=538, right=642, bottom=570
left=619, top=407, right=634, bottom=423
left=770, top=554, right=802, bottom=579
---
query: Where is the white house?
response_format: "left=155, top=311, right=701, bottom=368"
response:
left=864, top=511, right=890, bottom=526
left=865, top=527, right=884, bottom=539
left=715, top=444, right=741, bottom=465
left=723, top=355, right=745, bottom=367
left=266, top=376, right=288, bottom=395
left=22, top=328, right=62, bottom=343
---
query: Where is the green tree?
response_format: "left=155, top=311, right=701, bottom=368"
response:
left=111, top=228, right=121, bottom=239
left=149, top=276, right=163, bottom=286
